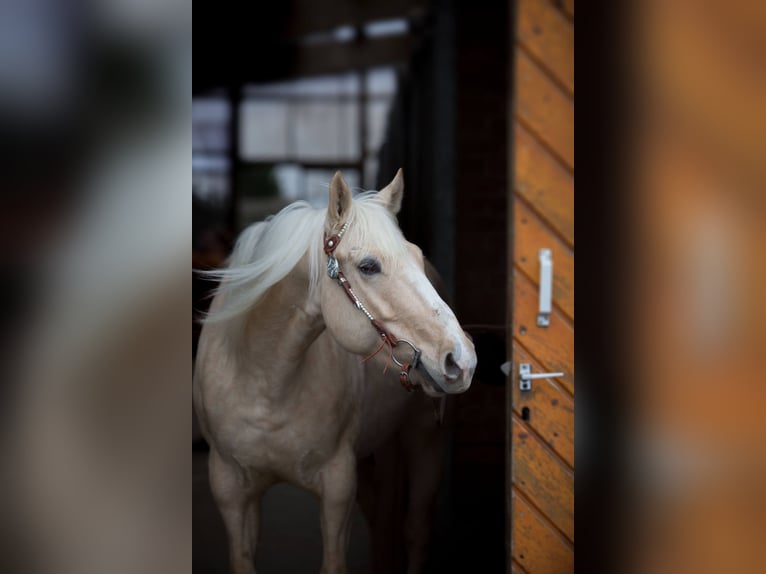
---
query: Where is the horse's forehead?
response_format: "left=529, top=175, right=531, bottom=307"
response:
left=354, top=238, right=410, bottom=260
left=346, top=223, right=409, bottom=257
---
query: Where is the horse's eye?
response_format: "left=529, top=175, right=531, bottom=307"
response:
left=358, top=257, right=381, bottom=276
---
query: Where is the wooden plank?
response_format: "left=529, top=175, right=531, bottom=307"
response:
left=514, top=122, right=574, bottom=246
left=512, top=344, right=574, bottom=467
left=511, top=8, right=575, bottom=569
left=642, top=0, right=766, bottom=186
left=512, top=491, right=574, bottom=574
left=517, top=0, right=574, bottom=93
left=514, top=50, right=574, bottom=169
left=514, top=197, right=574, bottom=320
left=512, top=416, right=574, bottom=541
left=513, top=271, right=574, bottom=395
left=561, top=0, right=574, bottom=20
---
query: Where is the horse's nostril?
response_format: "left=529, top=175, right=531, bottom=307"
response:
left=444, top=352, right=462, bottom=381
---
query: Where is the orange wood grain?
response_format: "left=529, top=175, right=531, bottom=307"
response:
left=512, top=271, right=574, bottom=395
left=561, top=0, right=574, bottom=20
left=514, top=122, right=574, bottom=246
left=514, top=197, right=574, bottom=320
left=512, top=344, right=574, bottom=467
left=512, top=416, right=574, bottom=541
left=514, top=50, right=574, bottom=169
left=512, top=491, right=574, bottom=574
left=511, top=558, right=527, bottom=574
left=511, top=4, right=574, bottom=567
left=517, top=0, right=574, bottom=93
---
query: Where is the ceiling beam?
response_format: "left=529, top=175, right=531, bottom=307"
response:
left=293, top=35, right=412, bottom=77
left=193, top=0, right=426, bottom=95
left=286, top=0, right=426, bottom=39
left=194, top=35, right=412, bottom=95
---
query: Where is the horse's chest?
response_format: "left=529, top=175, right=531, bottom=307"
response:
left=226, top=391, right=358, bottom=485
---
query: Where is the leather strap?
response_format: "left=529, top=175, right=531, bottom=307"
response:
left=324, top=228, right=416, bottom=391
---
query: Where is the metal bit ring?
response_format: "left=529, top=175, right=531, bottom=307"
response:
left=391, top=339, right=421, bottom=371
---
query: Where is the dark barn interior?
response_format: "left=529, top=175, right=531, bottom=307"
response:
left=193, top=1, right=509, bottom=572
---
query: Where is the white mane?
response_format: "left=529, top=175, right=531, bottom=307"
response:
left=199, top=191, right=408, bottom=326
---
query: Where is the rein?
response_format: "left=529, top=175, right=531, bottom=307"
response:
left=324, top=221, right=421, bottom=392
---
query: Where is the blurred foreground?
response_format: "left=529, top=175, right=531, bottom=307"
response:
left=616, top=1, right=766, bottom=573
left=0, top=1, right=764, bottom=573
left=0, top=1, right=190, bottom=573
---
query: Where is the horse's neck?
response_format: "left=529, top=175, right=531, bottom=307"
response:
left=233, top=261, right=326, bottom=394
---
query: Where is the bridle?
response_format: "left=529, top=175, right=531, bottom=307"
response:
left=323, top=220, right=428, bottom=392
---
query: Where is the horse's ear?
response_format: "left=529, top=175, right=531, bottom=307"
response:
left=377, top=168, right=404, bottom=215
left=328, top=170, right=353, bottom=227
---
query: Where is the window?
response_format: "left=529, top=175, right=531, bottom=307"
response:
left=192, top=67, right=399, bottom=226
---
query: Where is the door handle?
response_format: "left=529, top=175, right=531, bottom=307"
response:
left=537, top=248, right=552, bottom=327
left=519, top=363, right=564, bottom=391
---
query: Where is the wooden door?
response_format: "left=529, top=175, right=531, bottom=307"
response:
left=626, top=1, right=766, bottom=572
left=508, top=0, right=574, bottom=572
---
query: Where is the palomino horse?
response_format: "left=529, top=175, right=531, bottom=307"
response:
left=193, top=170, right=477, bottom=573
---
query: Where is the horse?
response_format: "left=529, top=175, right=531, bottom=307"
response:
left=193, top=169, right=477, bottom=574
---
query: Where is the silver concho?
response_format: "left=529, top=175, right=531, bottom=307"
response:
left=326, top=256, right=339, bottom=278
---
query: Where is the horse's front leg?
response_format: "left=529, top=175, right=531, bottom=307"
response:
left=209, top=448, right=273, bottom=574
left=318, top=447, right=357, bottom=574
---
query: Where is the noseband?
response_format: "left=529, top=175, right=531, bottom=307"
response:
left=324, top=221, right=422, bottom=391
